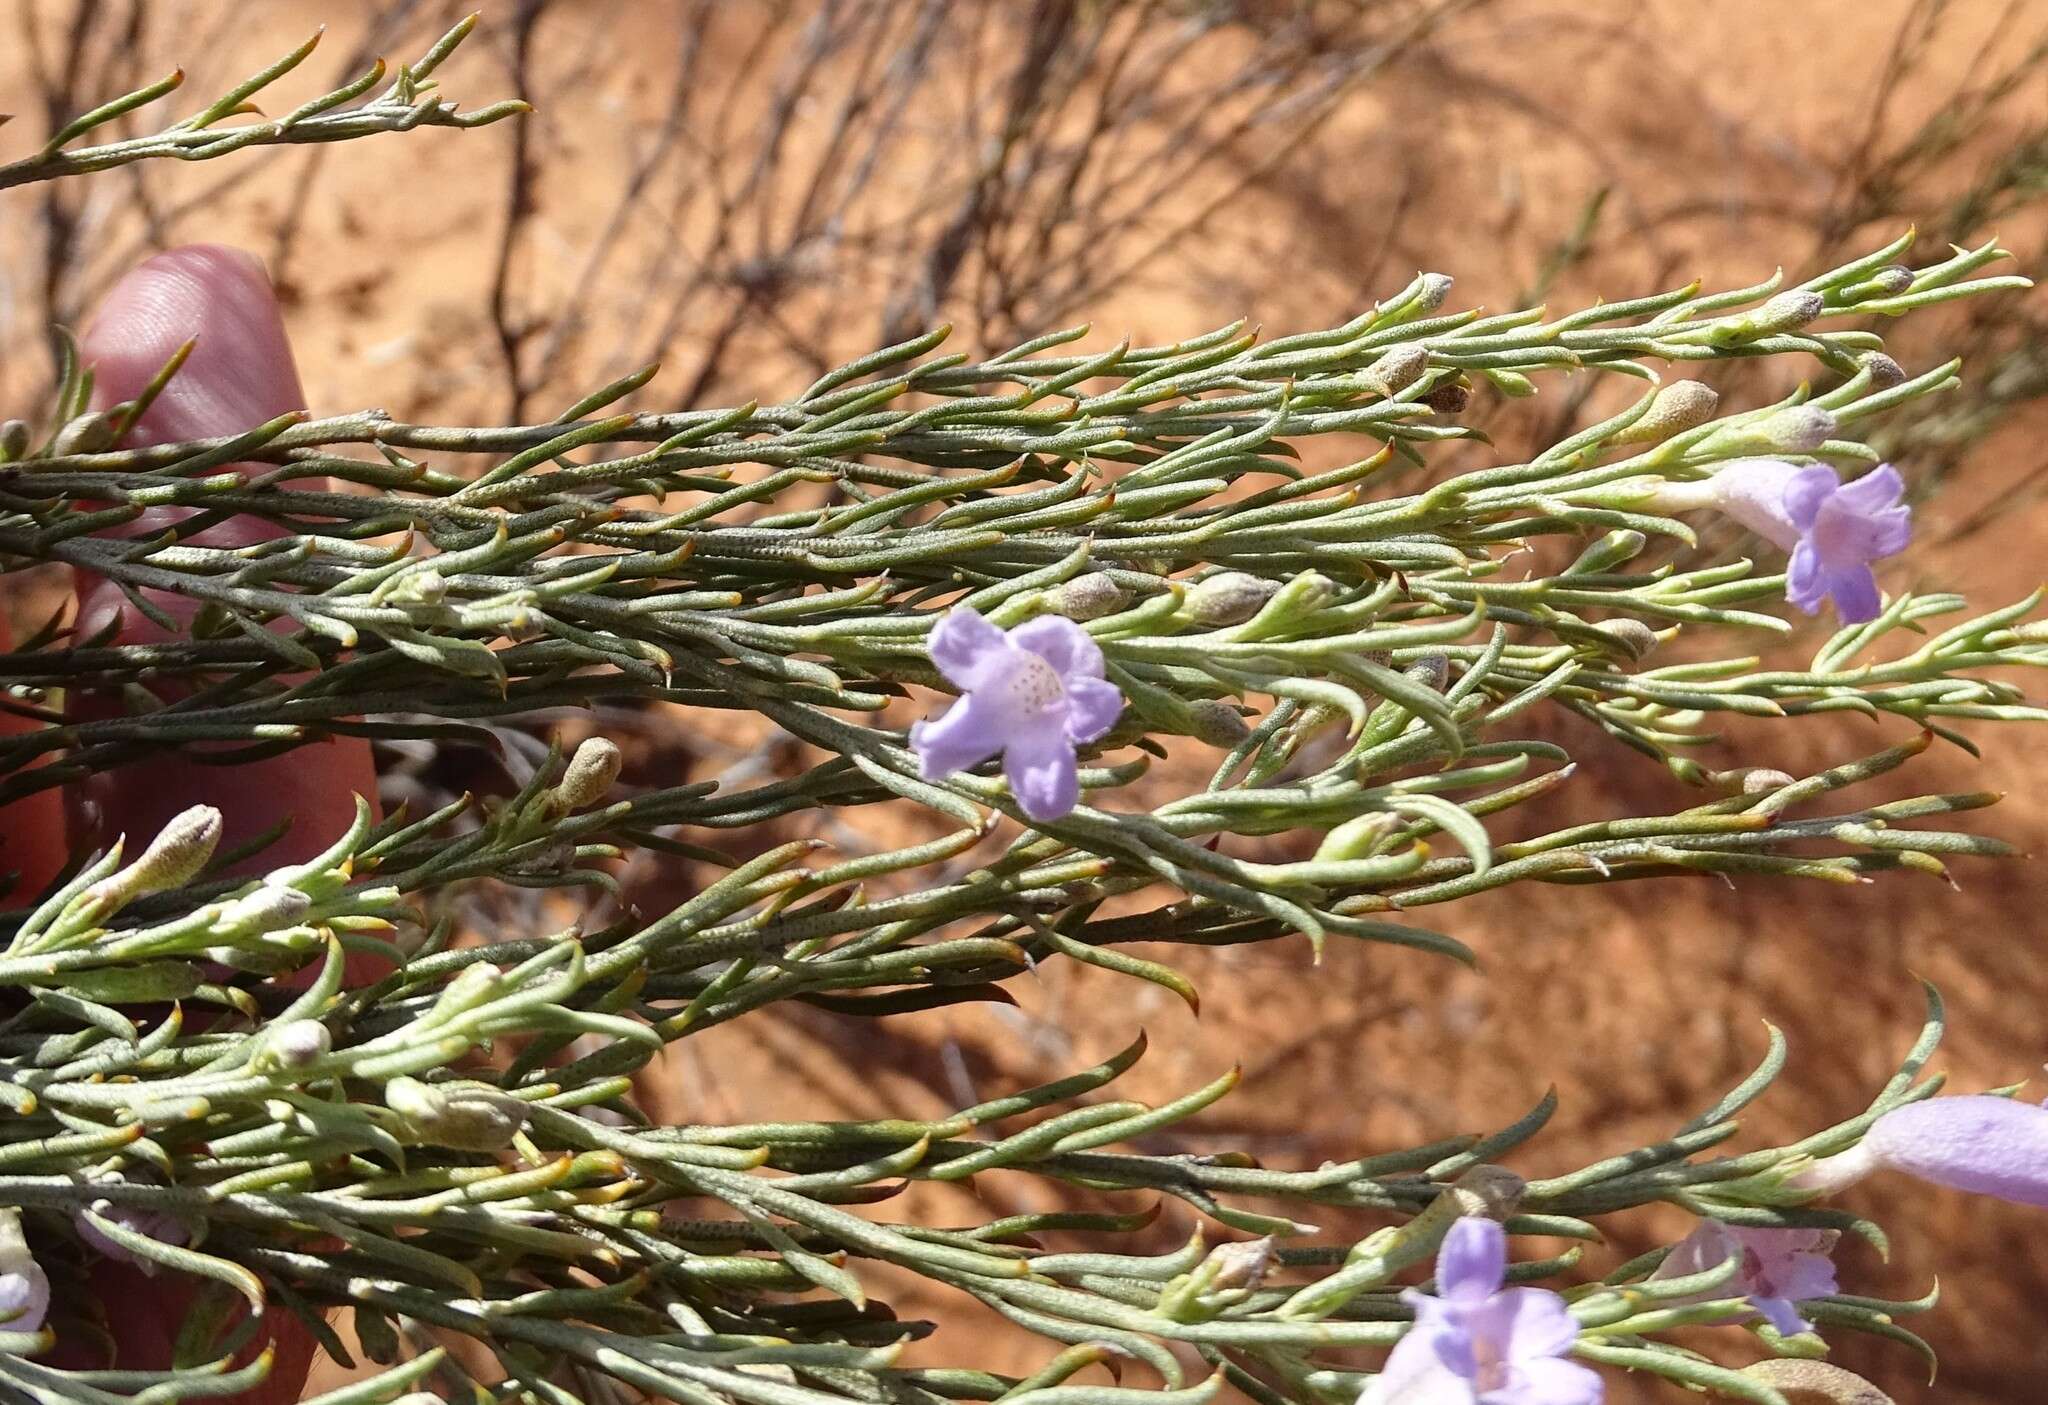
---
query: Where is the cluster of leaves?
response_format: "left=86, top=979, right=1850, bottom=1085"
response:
left=0, top=17, right=2039, bottom=1405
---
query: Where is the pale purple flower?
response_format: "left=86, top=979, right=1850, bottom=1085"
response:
left=1646, top=1221, right=1837, bottom=1338
left=76, top=1198, right=189, bottom=1273
left=910, top=607, right=1123, bottom=822
left=1648, top=459, right=1910, bottom=623
left=1361, top=1217, right=1602, bottom=1405
left=0, top=1209, right=48, bottom=1336
left=1797, top=1095, right=2048, bottom=1206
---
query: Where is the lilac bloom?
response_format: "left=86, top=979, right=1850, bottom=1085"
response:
left=1362, top=1217, right=1602, bottom=1405
left=77, top=1199, right=190, bottom=1273
left=1646, top=1221, right=1837, bottom=1338
left=1651, top=459, right=1911, bottom=624
left=910, top=607, right=1123, bottom=822
left=1798, top=1095, right=2048, bottom=1206
left=0, top=1209, right=47, bottom=1336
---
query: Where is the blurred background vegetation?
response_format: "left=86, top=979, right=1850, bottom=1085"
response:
left=4, top=1, right=2048, bottom=1397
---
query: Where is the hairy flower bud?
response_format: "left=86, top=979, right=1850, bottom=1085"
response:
left=0, top=421, right=28, bottom=463
left=1844, top=266, right=1915, bottom=302
left=89, top=805, right=223, bottom=909
left=386, top=1076, right=529, bottom=1152
left=1423, top=378, right=1471, bottom=414
left=1363, top=343, right=1428, bottom=396
left=1736, top=767, right=1797, bottom=796
left=1612, top=380, right=1720, bottom=445
left=49, top=411, right=118, bottom=457
left=555, top=737, right=624, bottom=811
left=1707, top=290, right=1824, bottom=346
left=1207, top=1236, right=1276, bottom=1291
left=1055, top=572, right=1129, bottom=621
left=1743, top=1360, right=1896, bottom=1405
left=254, top=1019, right=332, bottom=1072
left=1595, top=618, right=1659, bottom=660
left=1186, top=699, right=1251, bottom=747
left=1184, top=571, right=1280, bottom=626
left=0, top=1209, right=49, bottom=1332
left=216, top=882, right=313, bottom=936
left=1403, top=653, right=1450, bottom=691
left=1413, top=272, right=1454, bottom=314
left=1858, top=351, right=1907, bottom=389
left=1313, top=812, right=1401, bottom=863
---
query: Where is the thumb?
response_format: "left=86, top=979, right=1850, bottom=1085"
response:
left=71, top=244, right=379, bottom=873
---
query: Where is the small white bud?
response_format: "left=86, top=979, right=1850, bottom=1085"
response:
left=1055, top=573, right=1129, bottom=621
left=1738, top=768, right=1797, bottom=796
left=1184, top=572, right=1280, bottom=627
left=385, top=1076, right=529, bottom=1152
left=554, top=737, right=623, bottom=811
left=1207, top=1237, right=1276, bottom=1291
left=1854, top=266, right=1916, bottom=298
left=50, top=411, right=118, bottom=457
left=254, top=1019, right=332, bottom=1072
left=217, top=883, right=313, bottom=934
left=1413, top=272, right=1454, bottom=314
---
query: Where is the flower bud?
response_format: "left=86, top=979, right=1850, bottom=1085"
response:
left=1611, top=380, right=1720, bottom=445
left=1858, top=351, right=1907, bottom=389
left=1186, top=699, right=1251, bottom=747
left=1403, top=653, right=1450, bottom=691
left=216, top=883, right=313, bottom=936
left=1594, top=618, right=1659, bottom=660
left=1736, top=767, right=1797, bottom=796
left=1845, top=266, right=1915, bottom=301
left=434, top=961, right=508, bottom=1017
left=1707, top=290, right=1824, bottom=346
left=386, top=1076, right=529, bottom=1152
left=1446, top=1164, right=1527, bottom=1220
left=1363, top=343, right=1428, bottom=396
left=88, top=805, right=223, bottom=908
left=1423, top=379, right=1471, bottom=414
left=1742, top=1361, right=1896, bottom=1405
left=0, top=1208, right=48, bottom=1332
left=1184, top=572, right=1280, bottom=626
left=1704, top=406, right=1837, bottom=457
left=1055, top=572, right=1129, bottom=622
left=253, top=1019, right=332, bottom=1072
left=49, top=411, right=118, bottom=457
left=1413, top=272, right=1454, bottom=314
left=1207, top=1236, right=1275, bottom=1290
left=1313, top=812, right=1400, bottom=863
left=554, top=737, right=623, bottom=811
left=0, top=421, right=28, bottom=463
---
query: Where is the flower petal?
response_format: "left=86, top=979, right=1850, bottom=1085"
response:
left=1869, top=505, right=1912, bottom=558
left=1864, top=1095, right=2048, bottom=1206
left=1063, top=676, right=1124, bottom=744
left=1835, top=462, right=1905, bottom=514
left=1488, top=1286, right=1579, bottom=1361
left=1780, top=465, right=1841, bottom=532
left=1496, top=1356, right=1605, bottom=1405
left=910, top=695, right=1006, bottom=780
left=1435, top=1217, right=1506, bottom=1303
left=1784, top=540, right=1827, bottom=615
left=1366, top=1306, right=1481, bottom=1405
left=1705, top=459, right=1804, bottom=551
left=1009, top=615, right=1105, bottom=681
left=927, top=608, right=1014, bottom=691
left=1822, top=565, right=1883, bottom=624
left=1751, top=1296, right=1811, bottom=1339
left=1003, top=729, right=1080, bottom=821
